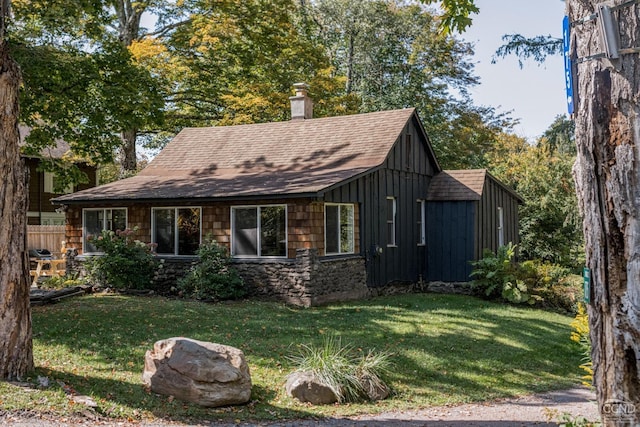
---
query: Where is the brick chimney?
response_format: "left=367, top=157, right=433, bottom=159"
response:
left=289, top=82, right=313, bottom=120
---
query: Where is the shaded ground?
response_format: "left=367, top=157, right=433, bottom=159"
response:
left=1, top=387, right=599, bottom=426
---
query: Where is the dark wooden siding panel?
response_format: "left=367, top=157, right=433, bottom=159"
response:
left=476, top=177, right=520, bottom=257
left=322, top=114, right=437, bottom=286
left=427, top=201, right=474, bottom=281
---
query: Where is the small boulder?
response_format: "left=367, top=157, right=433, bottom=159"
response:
left=360, top=375, right=390, bottom=401
left=285, top=371, right=338, bottom=405
left=142, top=337, right=251, bottom=407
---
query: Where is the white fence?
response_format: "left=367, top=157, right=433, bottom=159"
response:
left=27, top=225, right=66, bottom=257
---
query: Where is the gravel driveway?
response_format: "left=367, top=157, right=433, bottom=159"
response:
left=0, top=387, right=599, bottom=427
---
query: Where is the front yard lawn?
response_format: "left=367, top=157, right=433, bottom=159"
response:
left=1, top=293, right=582, bottom=423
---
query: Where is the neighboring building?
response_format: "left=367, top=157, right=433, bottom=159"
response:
left=52, top=85, right=520, bottom=305
left=20, top=127, right=97, bottom=225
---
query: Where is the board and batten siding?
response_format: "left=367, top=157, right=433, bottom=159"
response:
left=426, top=201, right=475, bottom=282
left=426, top=173, right=521, bottom=282
left=475, top=177, right=520, bottom=258
left=323, top=116, right=436, bottom=286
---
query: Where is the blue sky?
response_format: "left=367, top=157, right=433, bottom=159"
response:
left=461, top=0, right=567, bottom=141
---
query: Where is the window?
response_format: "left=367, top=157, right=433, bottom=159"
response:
left=417, top=199, right=426, bottom=246
left=44, top=172, right=73, bottom=194
left=497, top=207, right=505, bottom=247
left=83, top=208, right=127, bottom=253
left=325, top=203, right=355, bottom=255
left=386, top=197, right=396, bottom=246
left=152, top=207, right=201, bottom=255
left=231, top=205, right=286, bottom=257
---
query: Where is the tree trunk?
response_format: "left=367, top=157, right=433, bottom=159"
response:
left=568, top=1, right=640, bottom=425
left=114, top=0, right=142, bottom=175
left=0, top=37, right=34, bottom=380
left=118, top=128, right=138, bottom=178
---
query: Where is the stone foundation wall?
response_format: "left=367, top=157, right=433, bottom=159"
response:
left=152, top=257, right=198, bottom=294
left=67, top=248, right=468, bottom=306
left=235, top=249, right=368, bottom=307
left=69, top=248, right=367, bottom=307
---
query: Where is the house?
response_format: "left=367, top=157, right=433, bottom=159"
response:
left=20, top=127, right=98, bottom=225
left=426, top=170, right=522, bottom=282
left=52, top=85, right=520, bottom=306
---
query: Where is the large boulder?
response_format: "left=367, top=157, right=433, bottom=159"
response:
left=142, top=337, right=251, bottom=407
left=285, top=371, right=338, bottom=405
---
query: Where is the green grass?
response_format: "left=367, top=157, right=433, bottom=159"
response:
left=1, top=293, right=582, bottom=423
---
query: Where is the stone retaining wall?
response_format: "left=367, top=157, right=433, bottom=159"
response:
left=234, top=249, right=368, bottom=307
left=69, top=248, right=368, bottom=307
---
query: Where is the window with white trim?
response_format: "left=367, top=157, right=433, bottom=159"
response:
left=417, top=199, right=426, bottom=246
left=386, top=197, right=397, bottom=246
left=325, top=203, right=355, bottom=255
left=497, top=206, right=505, bottom=247
left=231, top=205, right=287, bottom=257
left=83, top=208, right=127, bottom=253
left=152, top=207, right=201, bottom=256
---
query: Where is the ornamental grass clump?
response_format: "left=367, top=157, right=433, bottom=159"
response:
left=288, top=335, right=393, bottom=403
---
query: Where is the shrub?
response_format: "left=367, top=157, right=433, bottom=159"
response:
left=177, top=237, right=246, bottom=301
left=471, top=245, right=583, bottom=311
left=287, top=335, right=393, bottom=403
left=84, top=228, right=157, bottom=290
left=520, top=260, right=583, bottom=313
left=470, top=243, right=533, bottom=304
left=570, top=303, right=593, bottom=386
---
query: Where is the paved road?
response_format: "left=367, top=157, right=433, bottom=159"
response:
left=0, top=387, right=600, bottom=426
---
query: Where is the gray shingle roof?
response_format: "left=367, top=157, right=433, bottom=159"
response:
left=427, top=169, right=487, bottom=201
left=427, top=169, right=522, bottom=203
left=54, top=108, right=417, bottom=203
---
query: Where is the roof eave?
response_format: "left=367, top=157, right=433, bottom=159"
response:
left=52, top=191, right=324, bottom=206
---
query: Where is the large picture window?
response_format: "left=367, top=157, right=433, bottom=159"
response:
left=83, top=208, right=127, bottom=253
left=232, top=205, right=287, bottom=257
left=325, top=203, right=354, bottom=255
left=152, top=207, right=201, bottom=255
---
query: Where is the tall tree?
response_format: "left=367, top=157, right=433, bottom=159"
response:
left=568, top=2, right=640, bottom=424
left=309, top=0, right=512, bottom=169
left=488, top=130, right=582, bottom=268
left=150, top=0, right=354, bottom=129
left=0, top=0, right=33, bottom=379
left=10, top=0, right=165, bottom=184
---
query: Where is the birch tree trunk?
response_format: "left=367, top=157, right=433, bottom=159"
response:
left=568, top=1, right=640, bottom=425
left=0, top=0, right=34, bottom=380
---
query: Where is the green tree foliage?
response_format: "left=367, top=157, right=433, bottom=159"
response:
left=10, top=0, right=165, bottom=184
left=154, top=0, right=355, bottom=129
left=307, top=0, right=512, bottom=169
left=493, top=34, right=562, bottom=68
left=540, top=114, right=576, bottom=155
left=487, top=125, right=583, bottom=269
